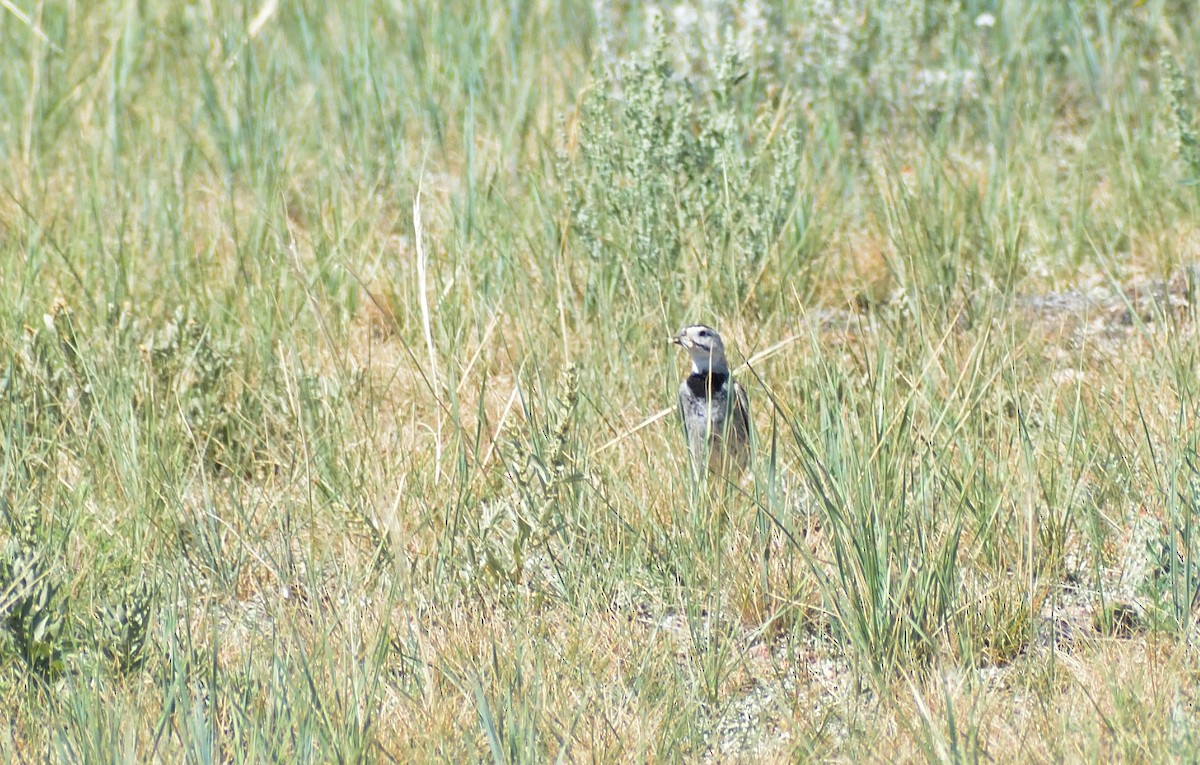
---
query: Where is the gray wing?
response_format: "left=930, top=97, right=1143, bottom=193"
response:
left=677, top=381, right=690, bottom=437
left=731, top=380, right=750, bottom=444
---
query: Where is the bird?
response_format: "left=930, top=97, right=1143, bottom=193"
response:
left=670, top=325, right=750, bottom=478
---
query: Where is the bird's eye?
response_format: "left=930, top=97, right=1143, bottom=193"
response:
left=698, top=329, right=710, bottom=338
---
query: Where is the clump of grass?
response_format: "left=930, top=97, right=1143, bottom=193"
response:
left=1, top=533, right=69, bottom=676
left=95, top=580, right=156, bottom=674
left=0, top=511, right=159, bottom=680
left=568, top=26, right=810, bottom=317
left=956, top=572, right=1035, bottom=666
left=1165, top=54, right=1200, bottom=187
left=3, top=299, right=91, bottom=444
left=468, top=365, right=584, bottom=598
left=780, top=345, right=965, bottom=680
left=135, top=305, right=291, bottom=476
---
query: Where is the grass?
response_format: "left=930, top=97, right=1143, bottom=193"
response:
left=3, top=0, right=1200, bottom=761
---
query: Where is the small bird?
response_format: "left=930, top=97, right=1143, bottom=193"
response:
left=671, top=325, right=750, bottom=477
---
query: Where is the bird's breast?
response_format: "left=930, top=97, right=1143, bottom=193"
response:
left=685, top=371, right=729, bottom=398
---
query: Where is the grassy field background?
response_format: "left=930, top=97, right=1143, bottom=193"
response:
left=3, top=0, right=1200, bottom=761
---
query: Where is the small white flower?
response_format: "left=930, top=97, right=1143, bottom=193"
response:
left=672, top=4, right=699, bottom=31
left=975, top=12, right=996, bottom=29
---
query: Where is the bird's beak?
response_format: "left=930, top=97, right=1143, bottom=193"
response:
left=671, top=334, right=690, bottom=348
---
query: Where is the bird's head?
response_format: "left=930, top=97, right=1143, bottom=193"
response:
left=671, top=325, right=729, bottom=374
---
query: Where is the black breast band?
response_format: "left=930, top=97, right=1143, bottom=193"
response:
left=686, top=372, right=728, bottom=398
